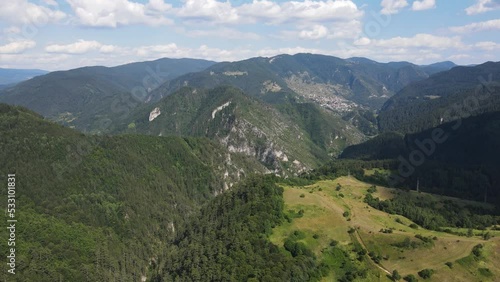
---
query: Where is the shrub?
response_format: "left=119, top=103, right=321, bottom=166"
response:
left=417, top=269, right=434, bottom=279
left=367, top=185, right=377, bottom=193
left=403, top=274, right=418, bottom=282
left=392, top=270, right=401, bottom=281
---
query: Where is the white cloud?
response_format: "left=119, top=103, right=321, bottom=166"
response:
left=327, top=20, right=362, bottom=39
left=147, top=0, right=172, bottom=12
left=176, top=0, right=362, bottom=24
left=177, top=0, right=239, bottom=24
left=66, top=0, right=172, bottom=27
left=0, top=40, right=36, bottom=54
left=412, top=0, right=436, bottom=11
left=45, top=40, right=117, bottom=54
left=299, top=25, right=329, bottom=39
left=449, top=19, right=500, bottom=33
left=474, top=41, right=500, bottom=50
left=372, top=34, right=464, bottom=49
left=0, top=0, right=66, bottom=25
left=279, top=19, right=362, bottom=41
left=380, top=0, right=408, bottom=15
left=353, top=37, right=371, bottom=46
left=465, top=0, right=500, bottom=15
left=134, top=43, right=252, bottom=61
left=99, top=45, right=119, bottom=53
left=239, top=0, right=363, bottom=24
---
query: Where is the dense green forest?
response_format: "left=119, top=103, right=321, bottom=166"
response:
left=378, top=61, right=500, bottom=133
left=0, top=58, right=215, bottom=133
left=339, top=110, right=500, bottom=205
left=156, top=176, right=326, bottom=282
left=0, top=103, right=261, bottom=281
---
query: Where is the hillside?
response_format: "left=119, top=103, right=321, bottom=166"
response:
left=378, top=61, right=500, bottom=133
left=0, top=58, right=215, bottom=132
left=340, top=111, right=500, bottom=203
left=116, top=86, right=365, bottom=175
left=152, top=175, right=500, bottom=281
left=150, top=53, right=437, bottom=111
left=270, top=177, right=500, bottom=282
left=0, top=103, right=263, bottom=281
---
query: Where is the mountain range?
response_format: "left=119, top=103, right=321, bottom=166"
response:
left=1, top=53, right=500, bottom=281
left=0, top=54, right=459, bottom=175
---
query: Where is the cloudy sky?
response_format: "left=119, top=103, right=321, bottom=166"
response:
left=0, top=0, right=499, bottom=70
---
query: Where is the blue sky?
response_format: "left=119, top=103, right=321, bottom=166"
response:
left=0, top=0, right=499, bottom=70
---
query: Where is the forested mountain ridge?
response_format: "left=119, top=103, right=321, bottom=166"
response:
left=340, top=110, right=500, bottom=203
left=115, top=85, right=365, bottom=175
left=0, top=103, right=263, bottom=281
left=378, top=61, right=500, bottom=133
left=151, top=53, right=445, bottom=111
left=0, top=58, right=215, bottom=133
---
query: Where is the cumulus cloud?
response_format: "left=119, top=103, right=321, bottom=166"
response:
left=372, top=34, right=464, bottom=49
left=412, top=0, right=436, bottom=11
left=134, top=43, right=252, bottom=61
left=465, top=0, right=500, bottom=15
left=0, top=0, right=66, bottom=25
left=380, top=0, right=408, bottom=15
left=0, top=40, right=36, bottom=54
left=299, top=25, right=329, bottom=39
left=66, top=0, right=172, bottom=27
left=45, top=40, right=117, bottom=54
left=239, top=0, right=363, bottom=23
left=177, top=0, right=239, bottom=24
left=449, top=19, right=500, bottom=33
left=176, top=0, right=363, bottom=24
left=353, top=37, right=371, bottom=46
left=474, top=41, right=500, bottom=50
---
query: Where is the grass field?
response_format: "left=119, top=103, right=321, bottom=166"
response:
left=270, top=176, right=500, bottom=281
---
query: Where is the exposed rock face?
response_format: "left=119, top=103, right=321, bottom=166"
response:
left=261, top=81, right=282, bottom=93
left=149, top=107, right=161, bottom=121
left=212, top=101, right=232, bottom=119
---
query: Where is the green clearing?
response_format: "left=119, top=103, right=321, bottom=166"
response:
left=271, top=176, right=500, bottom=281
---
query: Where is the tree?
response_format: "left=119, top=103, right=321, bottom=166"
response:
left=403, top=274, right=418, bottom=282
left=392, top=270, right=401, bottom=281
left=417, top=269, right=434, bottom=279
